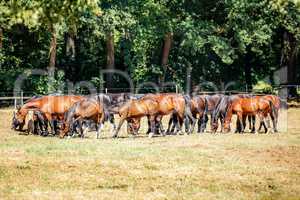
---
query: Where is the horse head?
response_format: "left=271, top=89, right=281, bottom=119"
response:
left=127, top=118, right=141, bottom=135
left=211, top=121, right=219, bottom=133
left=11, top=105, right=26, bottom=130
left=223, top=120, right=231, bottom=133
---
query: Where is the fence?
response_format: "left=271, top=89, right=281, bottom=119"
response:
left=1, top=85, right=299, bottom=108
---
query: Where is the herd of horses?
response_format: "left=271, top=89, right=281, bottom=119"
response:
left=11, top=93, right=281, bottom=139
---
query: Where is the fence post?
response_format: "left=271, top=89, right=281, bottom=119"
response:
left=14, top=97, right=17, bottom=110
left=175, top=85, right=178, bottom=94
left=105, top=88, right=108, bottom=94
left=21, top=91, right=24, bottom=105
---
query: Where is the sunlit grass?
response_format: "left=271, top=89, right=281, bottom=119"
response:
left=0, top=109, right=299, bottom=199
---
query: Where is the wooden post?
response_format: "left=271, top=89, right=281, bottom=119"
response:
left=105, top=88, right=108, bottom=94
left=21, top=91, right=24, bottom=105
left=14, top=97, right=17, bottom=110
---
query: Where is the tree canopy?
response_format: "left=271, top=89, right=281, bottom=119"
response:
left=0, top=0, right=299, bottom=95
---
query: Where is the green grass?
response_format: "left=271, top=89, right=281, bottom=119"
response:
left=0, top=109, right=300, bottom=199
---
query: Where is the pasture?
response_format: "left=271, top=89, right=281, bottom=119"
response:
left=0, top=108, right=300, bottom=200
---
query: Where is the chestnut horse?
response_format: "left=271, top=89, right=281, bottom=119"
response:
left=141, top=93, right=195, bottom=135
left=223, top=96, right=276, bottom=133
left=211, top=95, right=247, bottom=133
left=61, top=95, right=106, bottom=139
left=12, top=95, right=84, bottom=134
left=258, top=95, right=280, bottom=132
left=110, top=98, right=160, bottom=138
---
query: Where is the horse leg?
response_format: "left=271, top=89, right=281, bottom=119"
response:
left=148, top=116, right=156, bottom=138
left=79, top=119, right=88, bottom=138
left=146, top=116, right=151, bottom=134
left=235, top=118, right=240, bottom=133
left=197, top=117, right=202, bottom=133
left=202, top=114, right=208, bottom=132
left=220, top=115, right=224, bottom=133
left=274, top=110, right=279, bottom=133
left=263, top=114, right=269, bottom=133
left=251, top=116, right=256, bottom=133
left=112, top=117, right=125, bottom=138
left=271, top=113, right=278, bottom=133
left=242, top=115, right=247, bottom=132
left=199, top=114, right=207, bottom=133
left=177, top=114, right=185, bottom=135
left=248, top=115, right=252, bottom=132
left=49, top=119, right=56, bottom=136
left=157, top=117, right=166, bottom=136
left=184, top=115, right=190, bottom=134
left=237, top=113, right=244, bottom=133
left=170, top=115, right=177, bottom=134
left=109, top=114, right=116, bottom=132
left=96, top=123, right=103, bottom=139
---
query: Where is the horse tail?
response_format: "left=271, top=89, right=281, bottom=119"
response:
left=203, top=96, right=209, bottom=119
left=183, top=95, right=194, bottom=120
left=212, top=97, right=222, bottom=124
left=268, top=99, right=276, bottom=119
left=224, top=96, right=232, bottom=120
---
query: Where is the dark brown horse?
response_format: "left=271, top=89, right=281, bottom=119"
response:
left=223, top=96, right=275, bottom=133
left=13, top=95, right=84, bottom=134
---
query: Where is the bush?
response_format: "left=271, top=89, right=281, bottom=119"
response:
left=253, top=81, right=273, bottom=94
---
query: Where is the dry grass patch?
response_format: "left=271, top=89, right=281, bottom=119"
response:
left=0, top=108, right=300, bottom=199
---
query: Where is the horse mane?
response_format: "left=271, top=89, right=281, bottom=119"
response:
left=24, top=95, right=42, bottom=104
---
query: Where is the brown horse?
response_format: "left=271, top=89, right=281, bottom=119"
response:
left=223, top=96, right=275, bottom=133
left=167, top=95, right=208, bottom=134
left=141, top=93, right=195, bottom=135
left=111, top=98, right=160, bottom=138
left=60, top=95, right=106, bottom=139
left=13, top=95, right=84, bottom=134
left=259, top=95, right=280, bottom=132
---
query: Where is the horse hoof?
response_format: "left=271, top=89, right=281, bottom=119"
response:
left=148, top=132, right=154, bottom=138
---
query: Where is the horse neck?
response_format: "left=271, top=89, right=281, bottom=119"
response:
left=65, top=106, right=76, bottom=123
left=24, top=100, right=41, bottom=110
left=19, top=100, right=38, bottom=115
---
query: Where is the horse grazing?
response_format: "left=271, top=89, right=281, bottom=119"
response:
left=110, top=98, right=160, bottom=138
left=12, top=95, right=85, bottom=135
left=223, top=96, right=276, bottom=133
left=140, top=93, right=195, bottom=135
left=27, top=110, right=48, bottom=136
left=211, top=95, right=244, bottom=133
left=61, top=95, right=108, bottom=139
left=259, top=95, right=280, bottom=132
left=167, top=95, right=208, bottom=134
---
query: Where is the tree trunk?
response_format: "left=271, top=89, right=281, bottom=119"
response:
left=106, top=31, right=114, bottom=89
left=159, top=32, right=173, bottom=86
left=280, top=30, right=298, bottom=97
left=65, top=31, right=75, bottom=58
left=49, top=26, right=57, bottom=72
left=0, top=27, right=3, bottom=49
left=244, top=50, right=252, bottom=92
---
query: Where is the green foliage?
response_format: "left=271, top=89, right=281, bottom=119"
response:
left=0, top=0, right=299, bottom=94
left=253, top=81, right=273, bottom=93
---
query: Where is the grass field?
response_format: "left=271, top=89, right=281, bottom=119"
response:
left=0, top=108, right=299, bottom=200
